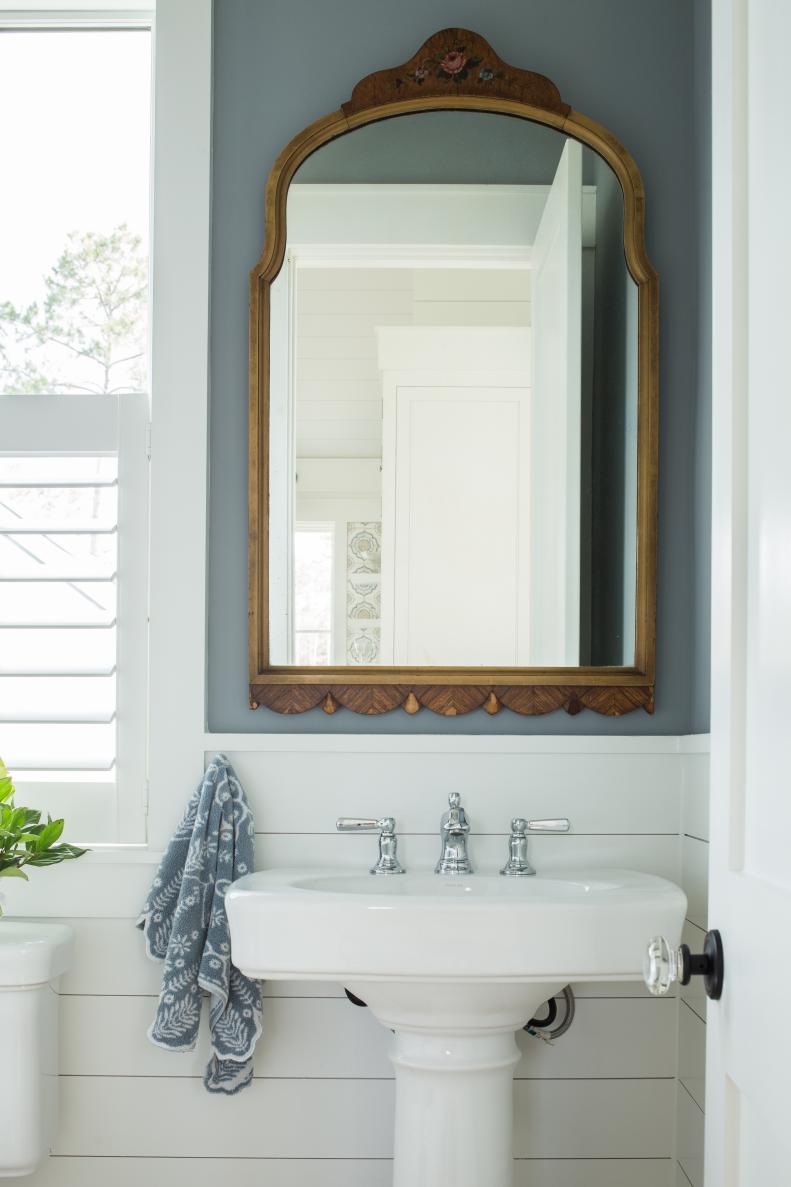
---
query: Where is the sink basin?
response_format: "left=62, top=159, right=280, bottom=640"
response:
left=228, top=867, right=682, bottom=988
left=227, top=867, right=685, bottom=1187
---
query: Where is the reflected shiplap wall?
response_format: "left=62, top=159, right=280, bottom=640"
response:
left=209, top=0, right=707, bottom=733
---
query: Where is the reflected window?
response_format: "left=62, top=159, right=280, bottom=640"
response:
left=294, top=525, right=334, bottom=664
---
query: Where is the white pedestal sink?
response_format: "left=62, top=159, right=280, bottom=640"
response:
left=227, top=869, right=686, bottom=1187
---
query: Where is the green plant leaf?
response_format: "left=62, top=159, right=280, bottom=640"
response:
left=55, top=843, right=89, bottom=859
left=0, top=760, right=87, bottom=883
left=35, top=818, right=65, bottom=851
left=26, top=842, right=88, bottom=867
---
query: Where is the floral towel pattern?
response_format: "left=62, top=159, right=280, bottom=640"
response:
left=137, top=754, right=263, bottom=1094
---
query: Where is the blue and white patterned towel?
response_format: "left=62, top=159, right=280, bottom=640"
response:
left=137, top=754, right=263, bottom=1094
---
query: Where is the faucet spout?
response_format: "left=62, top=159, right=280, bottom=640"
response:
left=435, top=792, right=473, bottom=874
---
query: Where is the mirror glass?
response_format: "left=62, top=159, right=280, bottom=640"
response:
left=268, top=112, right=638, bottom=668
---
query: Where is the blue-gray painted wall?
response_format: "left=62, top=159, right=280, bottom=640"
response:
left=208, top=0, right=708, bottom=734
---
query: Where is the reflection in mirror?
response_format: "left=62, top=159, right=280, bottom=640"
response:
left=268, top=113, right=638, bottom=669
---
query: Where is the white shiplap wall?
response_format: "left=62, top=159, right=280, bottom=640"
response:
left=295, top=266, right=531, bottom=460
left=676, top=738, right=709, bottom=1187
left=9, top=734, right=710, bottom=1187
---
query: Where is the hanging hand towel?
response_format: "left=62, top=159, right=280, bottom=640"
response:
left=137, top=753, right=263, bottom=1094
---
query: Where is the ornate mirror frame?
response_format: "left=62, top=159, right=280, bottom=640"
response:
left=249, top=28, right=658, bottom=717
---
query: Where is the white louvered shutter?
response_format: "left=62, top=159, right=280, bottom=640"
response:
left=0, top=393, right=148, bottom=841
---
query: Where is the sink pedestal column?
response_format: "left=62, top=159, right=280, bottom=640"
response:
left=389, top=1030, right=521, bottom=1187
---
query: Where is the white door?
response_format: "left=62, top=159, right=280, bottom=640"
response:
left=530, top=139, right=582, bottom=664
left=706, top=2, right=791, bottom=1182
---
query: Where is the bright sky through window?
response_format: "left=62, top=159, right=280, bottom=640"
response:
left=0, top=30, right=151, bottom=308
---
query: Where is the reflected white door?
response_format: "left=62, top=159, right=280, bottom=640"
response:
left=530, top=139, right=582, bottom=664
left=706, top=1, right=791, bottom=1182
left=377, top=327, right=531, bottom=666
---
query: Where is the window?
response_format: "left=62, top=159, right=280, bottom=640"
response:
left=0, top=22, right=152, bottom=841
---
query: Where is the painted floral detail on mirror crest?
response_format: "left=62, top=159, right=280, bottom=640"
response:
left=395, top=44, right=506, bottom=89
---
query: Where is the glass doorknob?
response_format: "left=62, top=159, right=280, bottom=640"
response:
left=643, top=935, right=678, bottom=996
left=643, top=929, right=724, bottom=1000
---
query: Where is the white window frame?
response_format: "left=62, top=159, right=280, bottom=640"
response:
left=0, top=0, right=212, bottom=853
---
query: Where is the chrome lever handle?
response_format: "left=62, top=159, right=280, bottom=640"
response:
left=500, top=817, right=571, bottom=877
left=526, top=818, right=571, bottom=833
left=336, top=816, right=404, bottom=875
left=336, top=817, right=394, bottom=833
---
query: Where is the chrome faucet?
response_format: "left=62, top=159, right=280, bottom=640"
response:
left=500, top=817, right=571, bottom=876
left=336, top=816, right=405, bottom=875
left=435, top=792, right=473, bottom=874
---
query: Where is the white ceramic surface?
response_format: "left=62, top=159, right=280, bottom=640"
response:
left=227, top=867, right=686, bottom=1187
left=0, top=920, right=73, bottom=987
left=0, top=921, right=74, bottom=1177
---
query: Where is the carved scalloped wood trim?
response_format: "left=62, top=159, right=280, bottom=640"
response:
left=249, top=683, right=655, bottom=717
left=249, top=29, right=659, bottom=718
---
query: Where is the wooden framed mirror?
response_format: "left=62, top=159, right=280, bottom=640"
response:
left=249, top=28, right=658, bottom=717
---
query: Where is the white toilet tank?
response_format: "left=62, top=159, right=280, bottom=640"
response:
left=0, top=921, right=73, bottom=1177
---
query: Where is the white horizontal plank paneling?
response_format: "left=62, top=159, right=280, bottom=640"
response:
left=513, top=1080, right=675, bottom=1158
left=517, top=997, right=676, bottom=1078
left=680, top=920, right=708, bottom=1021
left=60, top=995, right=392, bottom=1079
left=414, top=299, right=531, bottom=325
left=225, top=747, right=682, bottom=834
left=58, top=918, right=161, bottom=995
left=298, top=290, right=413, bottom=316
left=298, top=400, right=382, bottom=422
left=297, top=438, right=382, bottom=460
left=297, top=356, right=380, bottom=382
left=676, top=1080, right=705, bottom=1187
left=413, top=268, right=531, bottom=301
left=298, top=378, right=381, bottom=401
left=298, top=335, right=379, bottom=360
left=681, top=835, right=709, bottom=930
left=54, top=1077, right=395, bottom=1158
left=52, top=1077, right=672, bottom=1159
left=299, top=268, right=413, bottom=291
left=682, top=749, right=710, bottom=842
left=256, top=832, right=680, bottom=882
left=678, top=999, right=706, bottom=1111
left=300, top=313, right=411, bottom=337
left=25, top=1156, right=672, bottom=1187
left=59, top=995, right=676, bottom=1081
left=297, top=417, right=380, bottom=442
left=515, top=1162, right=671, bottom=1187
left=0, top=854, right=155, bottom=918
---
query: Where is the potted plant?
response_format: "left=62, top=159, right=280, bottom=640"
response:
left=0, top=758, right=87, bottom=917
